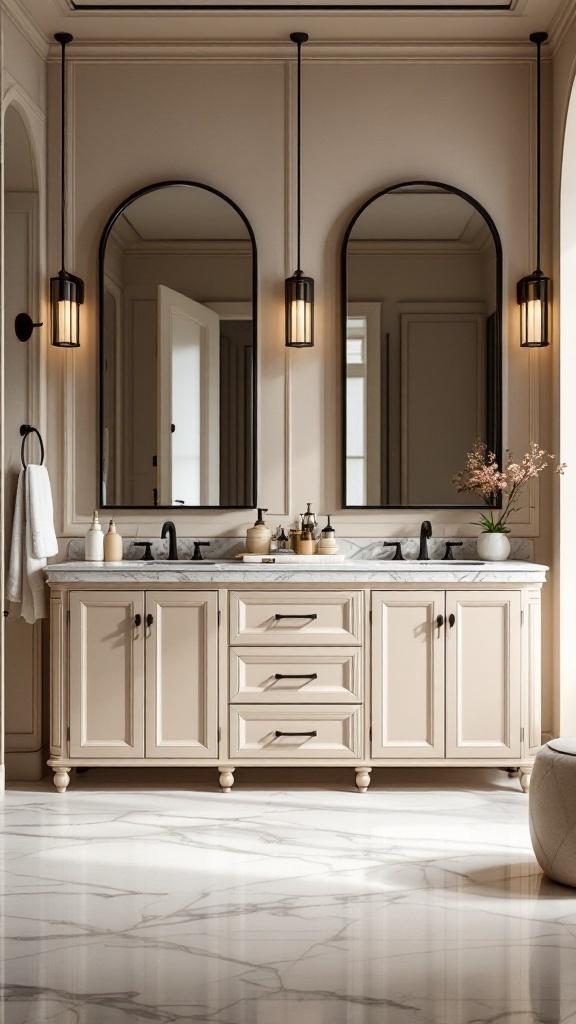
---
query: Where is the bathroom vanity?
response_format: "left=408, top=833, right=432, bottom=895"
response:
left=45, top=559, right=545, bottom=793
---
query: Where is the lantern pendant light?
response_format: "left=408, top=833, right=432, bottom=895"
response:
left=51, top=32, right=84, bottom=349
left=285, top=32, right=314, bottom=349
left=517, top=31, right=550, bottom=348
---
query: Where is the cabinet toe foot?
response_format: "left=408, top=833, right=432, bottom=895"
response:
left=52, top=768, right=71, bottom=793
left=218, top=766, right=235, bottom=793
left=355, top=766, right=372, bottom=793
left=519, top=768, right=532, bottom=793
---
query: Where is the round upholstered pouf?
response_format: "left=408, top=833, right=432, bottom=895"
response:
left=529, top=738, right=576, bottom=887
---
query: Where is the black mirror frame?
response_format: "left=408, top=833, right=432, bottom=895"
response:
left=98, top=179, right=258, bottom=511
left=341, top=178, right=503, bottom=510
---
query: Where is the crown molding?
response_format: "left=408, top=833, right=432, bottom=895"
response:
left=45, top=36, right=541, bottom=60
left=1, top=0, right=50, bottom=59
left=547, top=0, right=576, bottom=54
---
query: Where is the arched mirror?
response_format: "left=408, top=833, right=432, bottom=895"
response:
left=99, top=181, right=257, bottom=509
left=342, top=181, right=502, bottom=509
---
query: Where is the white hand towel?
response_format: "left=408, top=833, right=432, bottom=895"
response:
left=7, top=471, right=25, bottom=604
left=26, top=464, right=58, bottom=559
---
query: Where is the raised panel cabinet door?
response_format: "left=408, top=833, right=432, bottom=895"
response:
left=69, top=591, right=145, bottom=758
left=145, top=592, right=219, bottom=758
left=372, top=591, right=445, bottom=758
left=445, top=591, right=521, bottom=758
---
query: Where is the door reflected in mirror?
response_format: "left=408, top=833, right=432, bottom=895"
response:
left=343, top=181, right=502, bottom=509
left=100, top=182, right=256, bottom=509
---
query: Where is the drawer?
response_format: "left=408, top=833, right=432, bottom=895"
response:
left=229, top=706, right=363, bottom=759
left=229, top=591, right=362, bottom=646
left=230, top=647, right=363, bottom=703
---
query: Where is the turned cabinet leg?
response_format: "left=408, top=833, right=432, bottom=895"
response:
left=518, top=768, right=532, bottom=793
left=355, top=766, right=372, bottom=793
left=52, top=768, right=71, bottom=793
left=218, top=766, right=235, bottom=793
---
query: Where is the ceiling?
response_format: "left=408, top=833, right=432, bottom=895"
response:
left=9, top=0, right=574, bottom=48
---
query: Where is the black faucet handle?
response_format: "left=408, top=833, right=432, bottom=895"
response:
left=133, top=541, right=154, bottom=561
left=192, top=541, right=211, bottom=561
left=383, top=541, right=404, bottom=561
left=443, top=541, right=463, bottom=561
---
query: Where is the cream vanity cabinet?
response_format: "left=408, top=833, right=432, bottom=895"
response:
left=46, top=566, right=544, bottom=793
left=49, top=587, right=218, bottom=791
left=371, top=587, right=541, bottom=790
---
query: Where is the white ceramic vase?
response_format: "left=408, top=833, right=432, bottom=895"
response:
left=476, top=532, right=511, bottom=562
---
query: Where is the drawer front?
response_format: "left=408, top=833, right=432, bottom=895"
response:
left=229, top=706, right=363, bottom=759
left=229, top=591, right=362, bottom=646
left=230, top=647, right=363, bottom=703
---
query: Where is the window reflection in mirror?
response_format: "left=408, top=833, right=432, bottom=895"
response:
left=100, top=182, right=256, bottom=509
left=343, top=182, right=502, bottom=509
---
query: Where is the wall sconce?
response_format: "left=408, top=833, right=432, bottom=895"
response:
left=51, top=32, right=84, bottom=349
left=285, top=32, right=314, bottom=349
left=14, top=313, right=43, bottom=343
left=517, top=31, right=550, bottom=348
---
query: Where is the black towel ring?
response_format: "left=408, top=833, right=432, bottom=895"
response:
left=20, top=424, right=45, bottom=469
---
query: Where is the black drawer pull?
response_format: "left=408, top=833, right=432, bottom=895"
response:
left=146, top=613, right=154, bottom=627
left=274, top=730, right=318, bottom=739
left=274, top=673, right=318, bottom=681
left=274, top=613, right=318, bottom=621
left=436, top=613, right=444, bottom=639
left=134, top=614, right=142, bottom=628
left=448, top=613, right=456, bottom=629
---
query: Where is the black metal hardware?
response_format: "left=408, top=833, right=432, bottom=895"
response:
left=275, top=613, right=317, bottom=620
left=273, top=672, right=318, bottom=681
left=436, top=613, right=444, bottom=638
left=161, top=521, right=178, bottom=560
left=418, top=521, right=432, bottom=560
left=133, top=541, right=154, bottom=561
left=274, top=730, right=317, bottom=739
left=20, top=425, right=45, bottom=468
left=384, top=541, right=404, bottom=561
left=443, top=541, right=463, bottom=561
left=192, top=541, right=211, bottom=561
left=146, top=613, right=154, bottom=627
left=448, top=613, right=456, bottom=628
left=15, top=313, right=43, bottom=343
left=134, top=614, right=142, bottom=627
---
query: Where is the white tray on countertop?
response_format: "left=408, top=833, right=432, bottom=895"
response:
left=237, top=552, right=346, bottom=563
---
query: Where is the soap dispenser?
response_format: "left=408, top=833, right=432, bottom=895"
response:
left=318, top=515, right=339, bottom=555
left=85, top=511, right=104, bottom=561
left=104, top=519, right=123, bottom=562
left=246, top=509, right=271, bottom=554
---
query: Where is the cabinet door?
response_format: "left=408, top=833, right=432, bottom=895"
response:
left=445, top=591, right=521, bottom=758
left=145, top=592, right=218, bottom=758
left=69, top=591, right=145, bottom=757
left=372, top=591, right=445, bottom=758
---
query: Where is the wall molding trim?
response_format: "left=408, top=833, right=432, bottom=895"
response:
left=2, top=0, right=50, bottom=59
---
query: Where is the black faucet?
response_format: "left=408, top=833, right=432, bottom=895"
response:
left=418, top=521, right=432, bottom=560
left=161, top=521, right=178, bottom=560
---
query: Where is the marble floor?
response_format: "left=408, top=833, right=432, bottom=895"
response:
left=1, top=767, right=576, bottom=1024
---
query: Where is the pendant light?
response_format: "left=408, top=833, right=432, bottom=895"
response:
left=517, top=32, right=550, bottom=348
left=51, top=32, right=84, bottom=349
left=285, top=32, right=314, bottom=349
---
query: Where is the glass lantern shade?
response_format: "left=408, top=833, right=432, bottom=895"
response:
left=285, top=271, right=314, bottom=348
left=517, top=272, right=551, bottom=348
left=50, top=270, right=84, bottom=348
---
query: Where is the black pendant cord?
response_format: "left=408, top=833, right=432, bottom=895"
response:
left=530, top=31, right=547, bottom=275
left=55, top=33, right=73, bottom=274
left=290, top=32, right=308, bottom=274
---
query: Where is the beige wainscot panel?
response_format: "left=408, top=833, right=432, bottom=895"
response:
left=230, top=646, right=362, bottom=703
left=229, top=706, right=363, bottom=759
left=445, top=591, right=521, bottom=759
left=145, top=591, right=219, bottom=758
left=371, top=591, right=445, bottom=758
left=69, top=591, right=145, bottom=758
left=229, top=591, right=362, bottom=646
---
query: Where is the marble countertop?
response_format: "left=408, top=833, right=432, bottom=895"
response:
left=44, top=559, right=548, bottom=584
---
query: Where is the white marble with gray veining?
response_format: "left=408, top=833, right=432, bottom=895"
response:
left=2, top=767, right=575, bottom=1023
left=46, top=559, right=547, bottom=584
